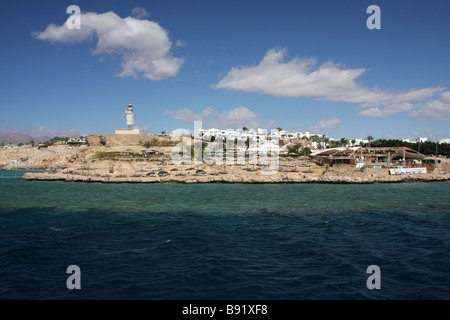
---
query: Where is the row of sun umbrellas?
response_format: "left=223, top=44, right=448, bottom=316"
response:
left=145, top=169, right=207, bottom=177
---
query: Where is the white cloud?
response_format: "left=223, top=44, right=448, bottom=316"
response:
left=357, top=102, right=416, bottom=118
left=136, top=126, right=151, bottom=133
left=214, top=106, right=260, bottom=128
left=131, top=7, right=149, bottom=19
left=33, top=11, right=183, bottom=80
left=309, top=118, right=341, bottom=132
left=163, top=107, right=213, bottom=122
left=410, top=91, right=450, bottom=120
left=213, top=48, right=444, bottom=111
left=175, top=39, right=188, bottom=47
left=164, top=106, right=274, bottom=129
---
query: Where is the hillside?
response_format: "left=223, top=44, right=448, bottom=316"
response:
left=0, top=133, right=51, bottom=145
left=87, top=133, right=180, bottom=147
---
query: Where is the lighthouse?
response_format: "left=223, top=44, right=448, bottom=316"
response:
left=115, top=104, right=141, bottom=135
left=126, top=104, right=134, bottom=129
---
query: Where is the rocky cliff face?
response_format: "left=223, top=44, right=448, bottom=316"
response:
left=23, top=170, right=450, bottom=184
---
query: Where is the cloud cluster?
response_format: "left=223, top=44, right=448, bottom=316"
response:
left=131, top=7, right=149, bottom=19
left=175, top=39, right=188, bottom=47
left=164, top=106, right=274, bottom=129
left=215, top=106, right=260, bottom=128
left=214, top=48, right=446, bottom=119
left=410, top=91, right=450, bottom=120
left=309, top=118, right=341, bottom=132
left=136, top=126, right=151, bottom=133
left=357, top=102, right=416, bottom=118
left=163, top=107, right=213, bottom=122
left=33, top=11, right=184, bottom=80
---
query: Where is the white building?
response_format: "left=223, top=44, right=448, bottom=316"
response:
left=353, top=139, right=369, bottom=146
left=439, top=138, right=450, bottom=144
left=68, top=137, right=86, bottom=144
left=416, top=137, right=428, bottom=143
left=116, top=104, right=141, bottom=135
left=126, top=104, right=134, bottom=129
left=196, top=127, right=328, bottom=144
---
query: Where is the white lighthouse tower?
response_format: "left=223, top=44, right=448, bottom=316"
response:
left=126, top=104, right=134, bottom=129
left=115, top=104, right=141, bottom=135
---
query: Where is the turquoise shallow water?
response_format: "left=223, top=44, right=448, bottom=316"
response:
left=0, top=170, right=449, bottom=299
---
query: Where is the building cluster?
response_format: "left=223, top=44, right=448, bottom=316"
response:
left=196, top=128, right=371, bottom=150
left=1, top=137, right=86, bottom=150
left=402, top=137, right=450, bottom=144
left=54, top=137, right=87, bottom=145
left=1, top=144, right=33, bottom=150
left=402, top=137, right=429, bottom=143
left=197, top=128, right=324, bottom=141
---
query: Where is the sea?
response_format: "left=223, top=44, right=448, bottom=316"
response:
left=0, top=170, right=449, bottom=300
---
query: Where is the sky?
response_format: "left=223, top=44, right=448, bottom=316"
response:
left=0, top=0, right=449, bottom=141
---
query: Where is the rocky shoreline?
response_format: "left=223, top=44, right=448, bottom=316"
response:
left=22, top=171, right=450, bottom=184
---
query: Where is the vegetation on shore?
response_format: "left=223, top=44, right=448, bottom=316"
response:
left=139, top=138, right=178, bottom=147
left=366, top=139, right=449, bottom=156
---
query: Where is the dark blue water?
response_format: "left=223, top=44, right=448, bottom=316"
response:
left=0, top=171, right=449, bottom=299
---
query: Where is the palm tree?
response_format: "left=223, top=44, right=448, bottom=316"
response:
left=340, top=137, right=349, bottom=147
left=242, top=127, right=248, bottom=132
left=367, top=135, right=374, bottom=148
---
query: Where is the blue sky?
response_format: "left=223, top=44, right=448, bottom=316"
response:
left=0, top=0, right=449, bottom=140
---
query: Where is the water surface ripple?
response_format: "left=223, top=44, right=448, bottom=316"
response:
left=0, top=174, right=449, bottom=299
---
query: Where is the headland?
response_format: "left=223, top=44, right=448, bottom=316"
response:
left=1, top=133, right=447, bottom=184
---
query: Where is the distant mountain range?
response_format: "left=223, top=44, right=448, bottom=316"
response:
left=0, top=133, right=53, bottom=145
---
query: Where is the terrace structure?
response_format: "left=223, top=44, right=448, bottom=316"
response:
left=364, top=147, right=425, bottom=166
left=310, top=147, right=362, bottom=166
